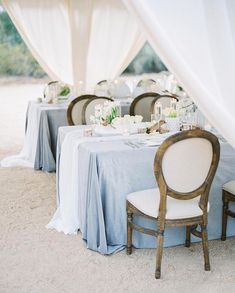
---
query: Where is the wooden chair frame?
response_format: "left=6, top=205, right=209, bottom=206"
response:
left=221, top=189, right=235, bottom=241
left=97, top=80, right=108, bottom=86
left=129, top=92, right=179, bottom=118
left=129, top=92, right=160, bottom=117
left=126, top=129, right=220, bottom=279
left=67, top=95, right=97, bottom=126
left=137, top=78, right=156, bottom=87
left=43, top=81, right=59, bottom=98
left=150, top=94, right=179, bottom=111
left=82, top=96, right=113, bottom=125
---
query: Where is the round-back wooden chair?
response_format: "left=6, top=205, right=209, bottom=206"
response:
left=129, top=92, right=159, bottom=122
left=97, top=80, right=108, bottom=86
left=43, top=81, right=60, bottom=99
left=150, top=94, right=179, bottom=110
left=130, top=92, right=179, bottom=122
left=137, top=78, right=156, bottom=87
left=82, top=96, right=113, bottom=125
left=67, top=95, right=96, bottom=125
left=126, top=129, right=220, bottom=279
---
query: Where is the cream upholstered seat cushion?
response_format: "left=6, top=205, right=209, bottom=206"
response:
left=127, top=188, right=209, bottom=219
left=223, top=180, right=235, bottom=194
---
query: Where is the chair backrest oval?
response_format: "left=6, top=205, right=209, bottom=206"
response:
left=43, top=81, right=60, bottom=99
left=129, top=92, right=159, bottom=122
left=137, top=78, right=156, bottom=87
left=82, top=96, right=113, bottom=125
left=154, top=129, right=220, bottom=200
left=97, top=80, right=108, bottom=86
left=67, top=95, right=96, bottom=125
left=151, top=94, right=178, bottom=110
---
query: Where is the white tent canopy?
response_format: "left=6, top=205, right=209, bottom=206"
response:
left=2, top=0, right=235, bottom=148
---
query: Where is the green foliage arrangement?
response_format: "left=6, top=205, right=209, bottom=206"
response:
left=59, top=85, right=70, bottom=96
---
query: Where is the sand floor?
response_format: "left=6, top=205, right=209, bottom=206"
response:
left=1, top=82, right=235, bottom=293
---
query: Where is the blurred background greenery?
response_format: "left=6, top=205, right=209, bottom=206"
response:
left=0, top=4, right=166, bottom=78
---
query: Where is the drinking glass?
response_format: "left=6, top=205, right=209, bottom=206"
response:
left=151, top=113, right=162, bottom=125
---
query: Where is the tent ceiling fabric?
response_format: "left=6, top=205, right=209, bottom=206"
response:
left=123, top=0, right=235, bottom=148
left=2, top=0, right=146, bottom=87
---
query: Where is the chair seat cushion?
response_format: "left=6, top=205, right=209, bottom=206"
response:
left=127, top=188, right=209, bottom=219
left=223, top=180, right=235, bottom=194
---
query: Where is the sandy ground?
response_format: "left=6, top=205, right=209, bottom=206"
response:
left=1, top=81, right=235, bottom=293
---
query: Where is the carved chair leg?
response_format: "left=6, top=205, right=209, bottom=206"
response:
left=185, top=226, right=191, bottom=247
left=200, top=224, right=210, bottom=271
left=221, top=193, right=228, bottom=241
left=126, top=209, right=133, bottom=255
left=155, top=231, right=164, bottom=279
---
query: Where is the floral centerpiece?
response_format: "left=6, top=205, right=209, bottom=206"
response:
left=90, top=101, right=120, bottom=126
left=112, top=115, right=143, bottom=127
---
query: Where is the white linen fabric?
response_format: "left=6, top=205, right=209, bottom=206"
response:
left=127, top=188, right=208, bottom=219
left=47, top=132, right=132, bottom=234
left=0, top=101, right=67, bottom=168
left=123, top=0, right=235, bottom=148
left=2, top=0, right=145, bottom=88
left=1, top=102, right=40, bottom=168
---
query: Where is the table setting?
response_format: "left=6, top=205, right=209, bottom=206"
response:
left=46, top=96, right=235, bottom=255
left=0, top=73, right=191, bottom=173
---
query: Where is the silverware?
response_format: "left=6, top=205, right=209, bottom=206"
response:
left=125, top=141, right=141, bottom=149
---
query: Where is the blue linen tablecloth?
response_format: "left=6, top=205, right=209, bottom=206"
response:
left=31, top=101, right=130, bottom=172
left=34, top=106, right=68, bottom=171
left=53, top=133, right=235, bottom=254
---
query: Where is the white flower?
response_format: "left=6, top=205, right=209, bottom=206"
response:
left=90, top=115, right=96, bottom=123
left=134, top=115, right=143, bottom=123
left=112, top=117, right=123, bottom=127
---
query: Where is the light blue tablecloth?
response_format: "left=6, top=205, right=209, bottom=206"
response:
left=34, top=106, right=68, bottom=172
left=30, top=102, right=130, bottom=172
left=56, top=136, right=235, bottom=254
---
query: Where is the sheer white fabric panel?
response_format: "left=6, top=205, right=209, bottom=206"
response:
left=2, top=0, right=73, bottom=84
left=2, top=0, right=145, bottom=88
left=123, top=0, right=235, bottom=147
left=86, top=0, right=145, bottom=88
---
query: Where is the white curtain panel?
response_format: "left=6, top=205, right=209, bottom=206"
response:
left=2, top=0, right=145, bottom=88
left=86, top=0, right=145, bottom=88
left=2, top=0, right=74, bottom=84
left=123, top=0, right=235, bottom=147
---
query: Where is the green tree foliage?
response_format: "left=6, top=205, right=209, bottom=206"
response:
left=123, top=42, right=167, bottom=75
left=0, top=8, right=46, bottom=77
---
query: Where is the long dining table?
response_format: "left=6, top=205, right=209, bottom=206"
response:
left=1, top=100, right=131, bottom=172
left=47, top=126, right=235, bottom=254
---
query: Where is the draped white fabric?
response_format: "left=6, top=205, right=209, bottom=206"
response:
left=2, top=0, right=145, bottom=88
left=123, top=0, right=235, bottom=147
left=86, top=0, right=145, bottom=88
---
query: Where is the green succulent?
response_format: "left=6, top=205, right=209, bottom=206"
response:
left=59, top=86, right=70, bottom=96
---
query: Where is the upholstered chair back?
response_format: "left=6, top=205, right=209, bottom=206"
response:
left=82, top=97, right=113, bottom=125
left=129, top=92, right=160, bottom=122
left=154, top=129, right=220, bottom=200
left=67, top=95, right=96, bottom=125
left=154, top=94, right=178, bottom=109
